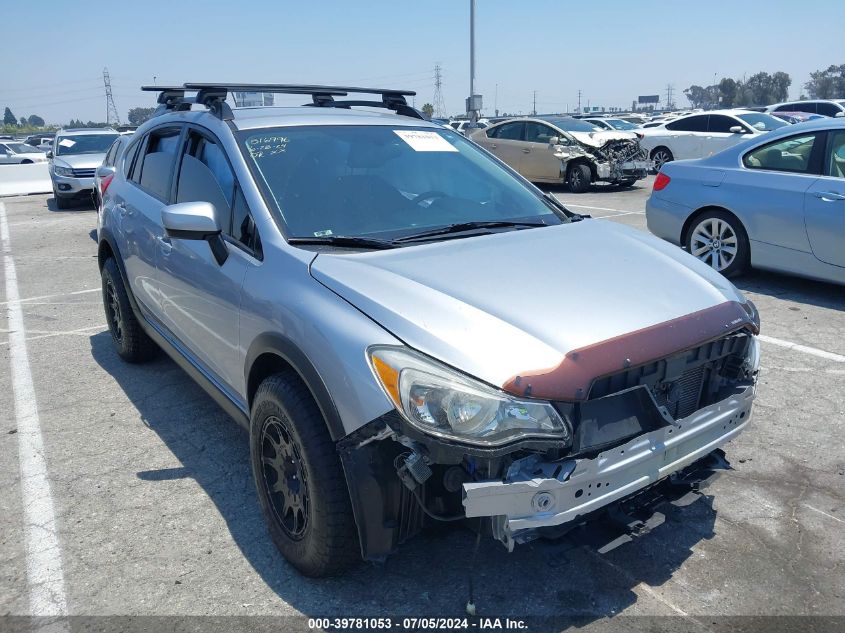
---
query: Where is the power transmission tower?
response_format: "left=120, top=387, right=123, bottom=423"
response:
left=665, top=84, right=675, bottom=110
left=433, top=64, right=446, bottom=118
left=103, top=67, right=120, bottom=125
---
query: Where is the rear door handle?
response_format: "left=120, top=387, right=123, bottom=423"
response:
left=522, top=148, right=531, bottom=154
left=489, top=144, right=497, bottom=150
left=815, top=191, right=845, bottom=201
left=157, top=236, right=172, bottom=255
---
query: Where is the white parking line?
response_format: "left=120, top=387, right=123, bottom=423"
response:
left=0, top=287, right=98, bottom=307
left=0, top=202, right=69, bottom=618
left=804, top=504, right=845, bottom=525
left=556, top=202, right=645, bottom=215
left=758, top=334, right=845, bottom=363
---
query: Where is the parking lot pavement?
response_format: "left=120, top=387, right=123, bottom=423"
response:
left=1, top=191, right=843, bottom=627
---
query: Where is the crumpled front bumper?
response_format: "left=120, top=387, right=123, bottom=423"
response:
left=462, top=384, right=754, bottom=539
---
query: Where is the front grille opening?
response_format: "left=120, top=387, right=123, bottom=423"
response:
left=588, top=333, right=751, bottom=421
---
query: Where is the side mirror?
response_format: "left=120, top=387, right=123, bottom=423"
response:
left=161, top=201, right=228, bottom=265
left=548, top=136, right=560, bottom=147
left=96, top=165, right=115, bottom=179
left=729, top=126, right=746, bottom=134
left=46, top=150, right=53, bottom=159
left=835, top=111, right=845, bottom=118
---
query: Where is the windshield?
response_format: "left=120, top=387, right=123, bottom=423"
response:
left=55, top=134, right=119, bottom=156
left=7, top=142, right=42, bottom=154
left=605, top=119, right=638, bottom=130
left=240, top=125, right=563, bottom=241
left=542, top=117, right=602, bottom=132
left=736, top=113, right=788, bottom=132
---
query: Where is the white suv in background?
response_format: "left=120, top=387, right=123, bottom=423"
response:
left=764, top=99, right=845, bottom=118
left=639, top=110, right=788, bottom=170
left=48, top=128, right=120, bottom=209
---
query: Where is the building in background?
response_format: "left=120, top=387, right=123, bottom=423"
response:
left=231, top=92, right=275, bottom=107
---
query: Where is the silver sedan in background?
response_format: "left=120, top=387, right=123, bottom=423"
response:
left=646, top=118, right=845, bottom=285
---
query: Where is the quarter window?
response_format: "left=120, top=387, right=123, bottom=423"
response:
left=743, top=134, right=817, bottom=173
left=135, top=128, right=182, bottom=200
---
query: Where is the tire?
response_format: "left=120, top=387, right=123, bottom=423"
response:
left=250, top=373, right=359, bottom=577
left=651, top=147, right=674, bottom=171
left=567, top=163, right=592, bottom=193
left=54, top=193, right=73, bottom=210
left=618, top=178, right=637, bottom=188
left=101, top=257, right=157, bottom=362
left=686, top=210, right=750, bottom=278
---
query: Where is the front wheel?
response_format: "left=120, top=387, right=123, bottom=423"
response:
left=250, top=373, right=359, bottom=577
left=567, top=163, right=592, bottom=193
left=686, top=210, right=750, bottom=277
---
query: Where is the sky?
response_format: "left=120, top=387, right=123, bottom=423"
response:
left=2, top=0, right=843, bottom=125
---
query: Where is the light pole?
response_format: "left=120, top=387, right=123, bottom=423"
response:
left=466, top=0, right=482, bottom=124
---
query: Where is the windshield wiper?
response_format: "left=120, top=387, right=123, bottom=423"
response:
left=543, top=193, right=589, bottom=221
left=393, top=220, right=548, bottom=243
left=287, top=236, right=398, bottom=250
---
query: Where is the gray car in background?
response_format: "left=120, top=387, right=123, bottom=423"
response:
left=98, top=83, right=760, bottom=577
left=646, top=118, right=845, bottom=284
left=49, top=128, right=120, bottom=208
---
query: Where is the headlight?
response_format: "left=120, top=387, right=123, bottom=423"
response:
left=53, top=164, right=73, bottom=177
left=745, top=336, right=761, bottom=374
left=368, top=346, right=571, bottom=446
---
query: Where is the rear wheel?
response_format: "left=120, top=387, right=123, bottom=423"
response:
left=686, top=210, right=750, bottom=277
left=101, top=258, right=157, bottom=362
left=618, top=178, right=637, bottom=188
left=651, top=147, right=674, bottom=171
left=566, top=163, right=592, bottom=193
left=250, top=373, right=359, bottom=577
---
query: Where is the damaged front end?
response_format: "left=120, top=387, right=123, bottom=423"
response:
left=555, top=137, right=650, bottom=184
left=339, top=327, right=759, bottom=560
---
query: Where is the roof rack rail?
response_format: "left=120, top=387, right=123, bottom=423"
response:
left=141, top=83, right=425, bottom=121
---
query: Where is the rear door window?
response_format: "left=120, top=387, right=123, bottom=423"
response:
left=666, top=115, right=708, bottom=132
left=490, top=122, right=524, bottom=140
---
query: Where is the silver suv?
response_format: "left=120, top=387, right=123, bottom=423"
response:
left=98, top=83, right=761, bottom=577
left=49, top=127, right=120, bottom=208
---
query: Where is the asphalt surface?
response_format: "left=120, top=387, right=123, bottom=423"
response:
left=1, top=179, right=843, bottom=630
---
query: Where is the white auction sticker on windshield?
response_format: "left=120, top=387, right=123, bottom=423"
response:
left=58, top=139, right=75, bottom=148
left=393, top=130, right=458, bottom=152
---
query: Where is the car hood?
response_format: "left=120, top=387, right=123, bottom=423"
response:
left=568, top=130, right=638, bottom=147
left=52, top=153, right=107, bottom=169
left=311, top=221, right=752, bottom=400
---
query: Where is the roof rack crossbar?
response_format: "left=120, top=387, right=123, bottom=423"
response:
left=141, top=83, right=421, bottom=121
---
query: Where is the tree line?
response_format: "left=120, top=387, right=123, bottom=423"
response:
left=684, top=63, right=844, bottom=109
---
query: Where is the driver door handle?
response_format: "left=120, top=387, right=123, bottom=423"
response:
left=815, top=191, right=845, bottom=201
left=522, top=148, right=531, bottom=154
left=157, top=236, right=172, bottom=255
left=489, top=144, right=497, bottom=150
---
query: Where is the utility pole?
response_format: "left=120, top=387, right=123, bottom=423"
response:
left=665, top=84, right=675, bottom=110
left=433, top=64, right=446, bottom=118
left=577, top=89, right=582, bottom=113
left=466, top=0, right=482, bottom=123
left=532, top=90, right=537, bottom=116
left=103, top=67, right=120, bottom=126
left=494, top=83, right=498, bottom=117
